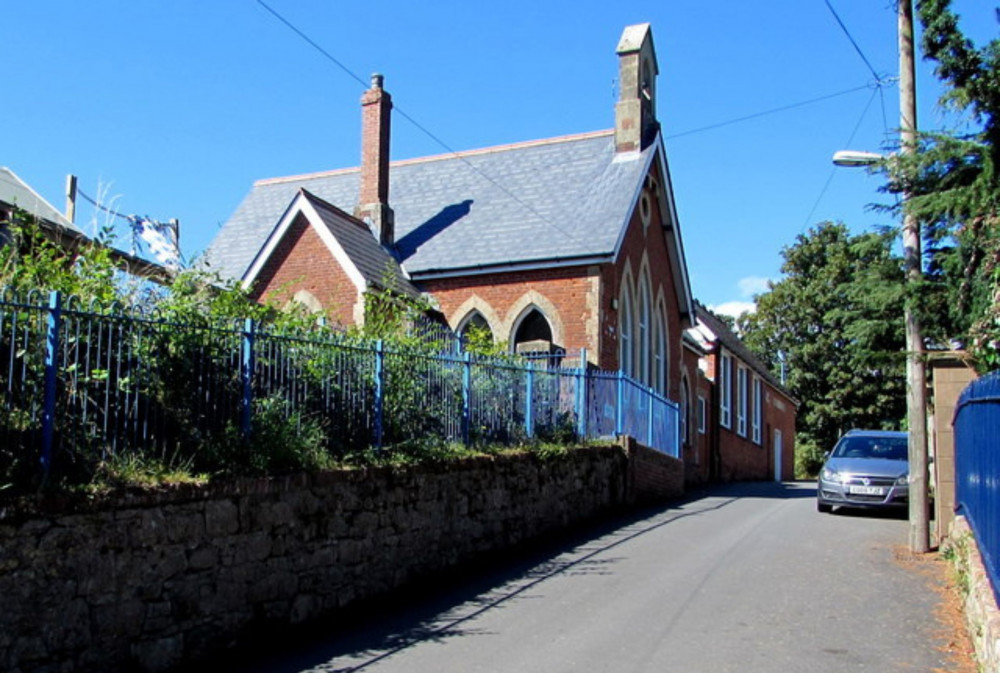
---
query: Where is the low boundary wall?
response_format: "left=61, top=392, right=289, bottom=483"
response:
left=0, top=442, right=680, bottom=672
left=949, top=516, right=1000, bottom=673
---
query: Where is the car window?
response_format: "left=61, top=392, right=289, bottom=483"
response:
left=832, top=436, right=908, bottom=460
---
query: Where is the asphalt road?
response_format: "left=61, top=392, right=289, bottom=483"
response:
left=213, top=481, right=949, bottom=673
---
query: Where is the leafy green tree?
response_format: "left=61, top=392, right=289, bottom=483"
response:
left=739, top=222, right=907, bottom=475
left=879, top=0, right=1000, bottom=370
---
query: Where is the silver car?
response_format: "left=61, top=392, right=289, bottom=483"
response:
left=817, top=430, right=909, bottom=513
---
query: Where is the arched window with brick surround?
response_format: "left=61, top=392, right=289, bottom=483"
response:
left=619, top=282, right=635, bottom=378
left=287, top=289, right=323, bottom=314
left=680, top=374, right=691, bottom=448
left=637, top=272, right=652, bottom=386
left=652, top=306, right=667, bottom=395
left=512, top=307, right=553, bottom=354
left=458, top=310, right=493, bottom=345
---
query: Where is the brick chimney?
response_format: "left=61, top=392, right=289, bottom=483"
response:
left=355, top=73, right=395, bottom=247
left=614, top=24, right=659, bottom=154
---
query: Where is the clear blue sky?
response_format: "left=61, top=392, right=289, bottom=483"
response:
left=4, top=1, right=994, bottom=315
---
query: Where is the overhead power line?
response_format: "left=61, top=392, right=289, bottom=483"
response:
left=254, top=0, right=369, bottom=90
left=254, top=0, right=590, bottom=247
left=823, top=0, right=885, bottom=84
left=800, top=85, right=882, bottom=230
left=665, top=83, right=875, bottom=140
left=255, top=0, right=899, bottom=249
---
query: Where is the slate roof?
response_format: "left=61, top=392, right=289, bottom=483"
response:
left=206, top=130, right=658, bottom=281
left=0, top=167, right=82, bottom=234
left=248, top=190, right=418, bottom=297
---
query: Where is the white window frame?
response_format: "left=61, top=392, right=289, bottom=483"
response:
left=737, top=365, right=748, bottom=437
left=719, top=351, right=732, bottom=429
left=752, top=376, right=763, bottom=445
left=697, top=395, right=707, bottom=434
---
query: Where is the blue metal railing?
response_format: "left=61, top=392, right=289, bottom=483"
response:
left=0, top=290, right=680, bottom=485
left=954, top=370, right=1000, bottom=605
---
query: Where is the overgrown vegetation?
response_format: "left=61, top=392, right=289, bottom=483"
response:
left=0, top=213, right=585, bottom=494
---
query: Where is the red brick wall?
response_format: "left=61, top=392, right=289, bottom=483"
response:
left=765, top=382, right=797, bottom=481
left=622, top=436, right=685, bottom=504
left=249, top=214, right=362, bottom=328
left=682, top=346, right=712, bottom=484
left=424, top=160, right=688, bottom=392
left=423, top=265, right=600, bottom=357
left=716, top=369, right=796, bottom=482
left=601, top=162, right=686, bottom=402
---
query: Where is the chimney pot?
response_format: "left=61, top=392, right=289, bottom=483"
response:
left=356, top=73, right=395, bottom=248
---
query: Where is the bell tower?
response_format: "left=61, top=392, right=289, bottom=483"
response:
left=614, top=23, right=659, bottom=154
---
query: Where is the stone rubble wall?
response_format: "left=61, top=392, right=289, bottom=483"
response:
left=0, top=443, right=681, bottom=672
left=949, top=516, right=1000, bottom=673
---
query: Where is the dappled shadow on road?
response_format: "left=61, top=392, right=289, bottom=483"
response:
left=187, top=482, right=794, bottom=673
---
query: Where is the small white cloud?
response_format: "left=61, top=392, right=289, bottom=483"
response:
left=737, top=276, right=771, bottom=298
left=710, top=301, right=756, bottom=318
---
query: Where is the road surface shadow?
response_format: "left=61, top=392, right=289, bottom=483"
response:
left=185, top=481, right=799, bottom=673
left=686, top=479, right=817, bottom=501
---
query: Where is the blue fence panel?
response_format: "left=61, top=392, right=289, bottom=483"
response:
left=55, top=303, right=244, bottom=465
left=253, top=328, right=376, bottom=455
left=0, top=291, right=685, bottom=484
left=954, top=370, right=1000, bottom=605
left=0, top=290, right=48, bottom=476
left=528, top=366, right=561, bottom=438
left=620, top=377, right=650, bottom=447
left=650, top=395, right=680, bottom=458
left=470, top=357, right=526, bottom=445
left=382, top=346, right=464, bottom=447
left=586, top=371, right=619, bottom=440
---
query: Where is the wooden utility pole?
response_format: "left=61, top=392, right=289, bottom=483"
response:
left=898, top=0, right=931, bottom=553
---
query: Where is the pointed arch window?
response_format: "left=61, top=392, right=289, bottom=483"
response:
left=637, top=275, right=651, bottom=386
left=619, top=286, right=634, bottom=377
left=459, top=310, right=493, bottom=345
left=652, top=309, right=666, bottom=395
left=513, top=308, right=553, bottom=352
left=288, top=290, right=323, bottom=314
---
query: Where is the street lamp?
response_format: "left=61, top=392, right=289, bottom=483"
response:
left=830, top=1, right=929, bottom=553
left=832, top=144, right=931, bottom=554
left=832, top=150, right=885, bottom=167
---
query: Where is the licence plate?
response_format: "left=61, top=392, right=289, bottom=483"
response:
left=848, top=485, right=886, bottom=496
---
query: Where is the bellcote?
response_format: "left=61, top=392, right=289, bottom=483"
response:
left=614, top=23, right=659, bottom=154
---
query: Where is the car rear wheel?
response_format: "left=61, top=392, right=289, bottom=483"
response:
left=817, top=501, right=833, bottom=513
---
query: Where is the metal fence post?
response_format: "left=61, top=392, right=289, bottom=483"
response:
left=374, top=339, right=385, bottom=450
left=674, top=401, right=681, bottom=459
left=615, top=370, right=625, bottom=437
left=41, top=290, right=61, bottom=478
left=462, top=352, right=472, bottom=446
left=525, top=362, right=534, bottom=439
left=647, top=386, right=654, bottom=448
left=241, top=318, right=255, bottom=442
left=576, top=348, right=588, bottom=439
